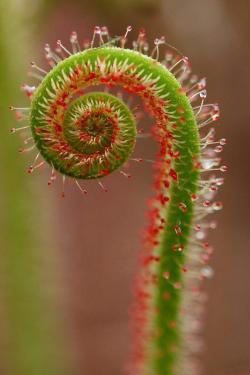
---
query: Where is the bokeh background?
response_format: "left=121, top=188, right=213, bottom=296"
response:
left=0, top=1, right=249, bottom=375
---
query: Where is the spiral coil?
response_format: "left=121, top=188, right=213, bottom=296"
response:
left=10, top=27, right=226, bottom=375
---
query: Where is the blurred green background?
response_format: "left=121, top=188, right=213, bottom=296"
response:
left=0, top=1, right=249, bottom=375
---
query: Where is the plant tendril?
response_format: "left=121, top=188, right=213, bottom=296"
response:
left=11, top=26, right=225, bottom=375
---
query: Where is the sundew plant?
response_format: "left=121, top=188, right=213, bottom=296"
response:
left=11, top=26, right=226, bottom=375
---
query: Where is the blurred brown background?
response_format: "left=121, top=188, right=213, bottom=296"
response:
left=1, top=1, right=250, bottom=375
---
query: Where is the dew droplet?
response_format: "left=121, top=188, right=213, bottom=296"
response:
left=216, top=177, right=224, bottom=186
left=199, top=89, right=207, bottom=99
left=195, top=230, right=206, bottom=240
left=212, top=201, right=223, bottom=211
left=220, top=165, right=227, bottom=172
left=178, top=202, right=187, bottom=212
left=70, top=31, right=78, bottom=46
left=209, top=221, right=217, bottom=229
left=219, top=138, right=226, bottom=145
left=101, top=26, right=108, bottom=35
left=173, top=282, right=182, bottom=290
left=198, top=77, right=206, bottom=89
left=94, top=26, right=101, bottom=34
left=163, top=271, right=170, bottom=280
left=215, top=145, right=223, bottom=153
left=212, top=113, right=220, bottom=121
left=172, top=244, right=184, bottom=252
left=201, top=266, right=214, bottom=279
left=201, top=158, right=214, bottom=170
left=174, top=224, right=182, bottom=236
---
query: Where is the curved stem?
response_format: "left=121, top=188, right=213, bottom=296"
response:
left=12, top=30, right=224, bottom=375
left=29, top=47, right=200, bottom=374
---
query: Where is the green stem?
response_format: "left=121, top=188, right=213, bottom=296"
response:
left=28, top=46, right=200, bottom=374
left=0, top=2, right=66, bottom=374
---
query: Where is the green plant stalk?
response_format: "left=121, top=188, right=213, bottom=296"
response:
left=27, top=46, right=200, bottom=375
left=0, top=2, right=66, bottom=374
